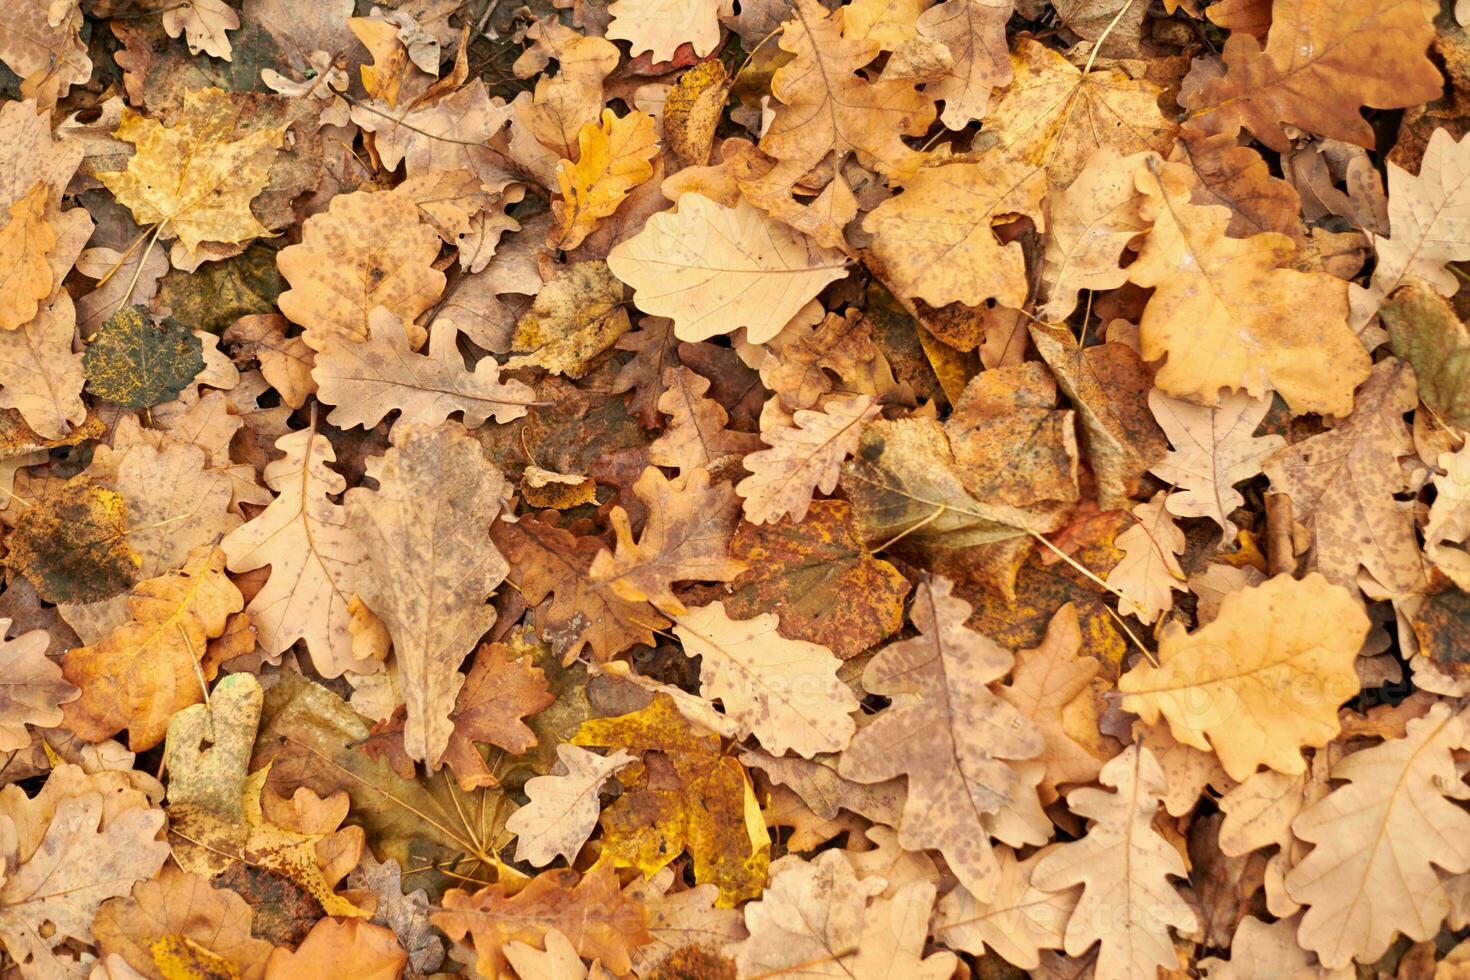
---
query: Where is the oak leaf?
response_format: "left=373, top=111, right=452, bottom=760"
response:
left=6, top=477, right=138, bottom=605
left=1426, top=444, right=1470, bottom=590
left=434, top=642, right=554, bottom=790
left=0, top=792, right=168, bottom=980
left=1129, top=156, right=1369, bottom=416
left=220, top=429, right=370, bottom=678
left=1148, top=389, right=1286, bottom=540
left=344, top=422, right=509, bottom=765
left=361, top=81, right=518, bottom=189
left=711, top=500, right=910, bottom=658
left=552, top=109, right=659, bottom=251
left=61, top=545, right=242, bottom=750
left=988, top=39, right=1178, bottom=186
left=265, top=918, right=407, bottom=980
left=572, top=694, right=771, bottom=906
left=0, top=291, right=86, bottom=441
left=163, top=0, right=240, bottom=60
left=737, top=394, right=881, bottom=525
left=505, top=743, right=636, bottom=867
left=0, top=183, right=56, bottom=332
left=606, top=0, right=722, bottom=62
left=1119, top=572, right=1369, bottom=780
left=348, top=853, right=443, bottom=975
left=1106, top=492, right=1188, bottom=625
left=1285, top=701, right=1470, bottom=968
left=1262, top=359, right=1424, bottom=593
left=93, top=867, right=274, bottom=980
left=1184, top=0, right=1440, bottom=152
left=607, top=194, right=848, bottom=344
left=1031, top=745, right=1200, bottom=980
left=513, top=21, right=619, bottom=160
left=588, top=465, right=744, bottom=616
left=433, top=864, right=651, bottom=979
left=103, top=441, right=239, bottom=583
left=505, top=261, right=632, bottom=378
left=934, top=846, right=1076, bottom=970
left=998, top=604, right=1107, bottom=804
left=1199, top=916, right=1353, bottom=980
left=1037, top=149, right=1149, bottom=321
left=648, top=365, right=761, bottom=478
left=864, top=153, right=1046, bottom=309
left=916, top=0, right=1012, bottom=129
left=727, top=850, right=957, bottom=980
left=840, top=577, right=1044, bottom=900
left=314, top=311, right=535, bottom=430
left=276, top=189, right=445, bottom=352
left=0, top=2, right=91, bottom=103
left=0, top=618, right=76, bottom=752
left=674, top=601, right=858, bottom=757
left=98, top=87, right=286, bottom=258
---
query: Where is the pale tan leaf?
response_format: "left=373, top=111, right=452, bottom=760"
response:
left=1038, top=149, right=1149, bottom=322
left=935, top=846, right=1076, bottom=970
left=737, top=395, right=881, bottom=526
left=0, top=291, right=84, bottom=441
left=506, top=744, right=635, bottom=867
left=1106, top=491, right=1188, bottom=625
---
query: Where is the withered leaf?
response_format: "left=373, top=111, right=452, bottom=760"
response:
left=83, top=307, right=204, bottom=409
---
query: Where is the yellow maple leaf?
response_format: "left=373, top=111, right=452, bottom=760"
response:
left=1119, top=572, right=1369, bottom=781
left=98, top=87, right=286, bottom=258
left=552, top=109, right=659, bottom=251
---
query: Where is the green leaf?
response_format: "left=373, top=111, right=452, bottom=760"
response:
left=1381, top=277, right=1470, bottom=429
left=84, top=306, right=205, bottom=408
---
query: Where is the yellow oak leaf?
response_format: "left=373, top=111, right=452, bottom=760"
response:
left=552, top=109, right=659, bottom=251
left=573, top=694, right=771, bottom=906
left=1128, top=155, right=1370, bottom=416
left=0, top=182, right=56, bottom=331
left=1119, top=572, right=1369, bottom=781
left=864, top=152, right=1047, bottom=309
left=277, top=189, right=445, bottom=353
left=60, top=545, right=243, bottom=751
left=98, top=87, right=286, bottom=258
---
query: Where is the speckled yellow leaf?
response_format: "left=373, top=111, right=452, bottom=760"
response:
left=552, top=109, right=659, bottom=251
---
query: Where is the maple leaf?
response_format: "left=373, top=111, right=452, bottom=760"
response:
left=573, top=694, right=771, bottom=906
left=674, top=601, right=858, bottom=758
left=221, top=429, right=369, bottom=678
left=1031, top=745, right=1200, bottom=980
left=1130, top=155, right=1370, bottom=416
left=265, top=918, right=407, bottom=980
left=728, top=850, right=958, bottom=980
left=1148, top=389, right=1286, bottom=539
left=1380, top=277, right=1470, bottom=429
left=840, top=577, right=1044, bottom=900
left=997, top=604, right=1107, bottom=804
left=276, top=188, right=446, bottom=352
left=434, top=864, right=651, bottom=979
left=504, top=261, right=632, bottom=378
left=649, top=365, right=761, bottom=478
left=0, top=791, right=168, bottom=980
left=344, top=422, right=509, bottom=765
left=1285, top=701, right=1470, bottom=968
left=934, top=846, right=1076, bottom=969
left=551, top=109, right=659, bottom=251
left=0, top=183, right=57, bottom=332
left=314, top=311, right=535, bottom=430
left=60, top=545, right=242, bottom=750
left=988, top=39, right=1178, bottom=186
left=712, top=499, right=910, bottom=658
left=1184, top=0, right=1441, bottom=152
left=93, top=867, right=275, bottom=980
left=737, top=394, right=881, bottom=525
left=1120, top=573, right=1369, bottom=781
left=506, top=743, right=636, bottom=867
left=83, top=307, right=205, bottom=409
left=588, top=465, right=744, bottom=616
left=98, top=87, right=286, bottom=258
left=0, top=618, right=76, bottom=752
left=607, top=194, right=849, bottom=344
left=864, top=152, right=1046, bottom=309
left=1262, top=359, right=1425, bottom=593
left=1106, top=492, right=1188, bottom=625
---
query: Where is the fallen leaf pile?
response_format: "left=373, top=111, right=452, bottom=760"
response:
left=5, top=0, right=1470, bottom=976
